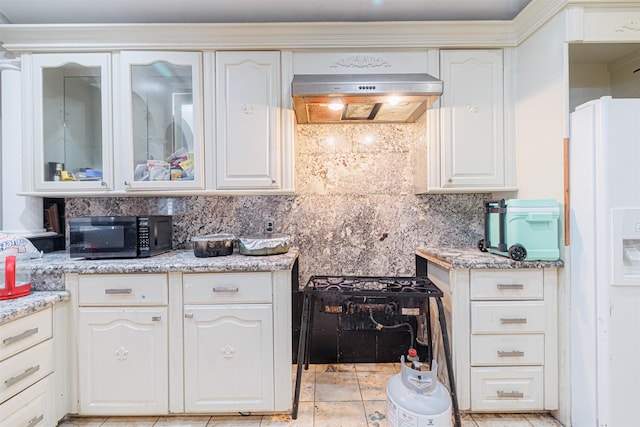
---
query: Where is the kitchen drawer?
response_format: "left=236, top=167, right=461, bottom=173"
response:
left=470, top=269, right=543, bottom=300
left=0, top=308, right=52, bottom=362
left=0, top=375, right=51, bottom=427
left=79, top=274, right=168, bottom=306
left=184, top=272, right=272, bottom=304
left=471, top=301, right=545, bottom=334
left=0, top=339, right=53, bottom=404
left=470, top=334, right=544, bottom=366
left=470, top=366, right=543, bottom=411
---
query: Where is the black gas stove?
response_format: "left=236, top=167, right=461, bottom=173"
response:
left=292, top=274, right=460, bottom=426
left=304, top=275, right=442, bottom=324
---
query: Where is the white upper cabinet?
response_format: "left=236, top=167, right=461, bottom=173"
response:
left=26, top=53, right=113, bottom=192
left=215, top=51, right=289, bottom=190
left=416, top=49, right=516, bottom=193
left=117, top=51, right=204, bottom=192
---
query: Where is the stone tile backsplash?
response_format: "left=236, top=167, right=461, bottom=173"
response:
left=65, top=121, right=488, bottom=286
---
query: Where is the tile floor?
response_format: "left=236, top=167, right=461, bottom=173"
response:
left=58, top=363, right=564, bottom=427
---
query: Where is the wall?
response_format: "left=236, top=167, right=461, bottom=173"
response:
left=514, top=11, right=570, bottom=426
left=65, top=120, right=489, bottom=287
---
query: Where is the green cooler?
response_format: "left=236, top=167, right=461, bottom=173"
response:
left=479, top=199, right=560, bottom=261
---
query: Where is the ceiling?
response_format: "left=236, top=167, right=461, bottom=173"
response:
left=0, top=0, right=533, bottom=24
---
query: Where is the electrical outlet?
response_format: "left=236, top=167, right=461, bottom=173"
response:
left=264, top=218, right=275, bottom=234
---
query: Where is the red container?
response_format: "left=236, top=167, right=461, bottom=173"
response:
left=0, top=255, right=32, bottom=300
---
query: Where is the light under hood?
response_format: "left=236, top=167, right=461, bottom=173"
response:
left=291, top=73, right=443, bottom=124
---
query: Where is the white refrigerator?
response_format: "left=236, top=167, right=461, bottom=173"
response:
left=570, top=96, right=640, bottom=427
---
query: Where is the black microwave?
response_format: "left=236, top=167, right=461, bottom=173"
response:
left=69, top=216, right=173, bottom=259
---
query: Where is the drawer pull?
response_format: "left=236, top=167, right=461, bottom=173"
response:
left=500, top=317, right=528, bottom=325
left=26, top=414, right=44, bottom=427
left=212, top=286, right=239, bottom=293
left=105, top=288, right=133, bottom=295
left=151, top=316, right=161, bottom=322
left=3, top=327, right=38, bottom=345
left=4, top=364, right=40, bottom=387
left=185, top=313, right=194, bottom=319
left=497, top=350, right=525, bottom=357
left=496, top=283, right=524, bottom=290
left=497, top=390, right=524, bottom=399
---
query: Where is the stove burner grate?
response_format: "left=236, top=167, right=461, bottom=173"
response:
left=306, top=275, right=443, bottom=297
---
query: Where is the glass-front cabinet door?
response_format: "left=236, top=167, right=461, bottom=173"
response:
left=118, top=51, right=203, bottom=191
left=30, top=53, right=113, bottom=192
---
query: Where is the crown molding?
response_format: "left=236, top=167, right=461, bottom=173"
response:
left=2, top=1, right=639, bottom=53
left=0, top=21, right=522, bottom=52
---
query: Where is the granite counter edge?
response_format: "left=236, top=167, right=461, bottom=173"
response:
left=0, top=291, right=70, bottom=326
left=416, top=247, right=564, bottom=269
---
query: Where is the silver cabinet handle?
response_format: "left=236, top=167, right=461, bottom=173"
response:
left=4, top=365, right=40, bottom=387
left=212, top=287, right=239, bottom=293
left=185, top=313, right=194, bottom=319
left=497, top=390, right=524, bottom=398
left=26, top=414, right=44, bottom=427
left=105, top=288, right=132, bottom=295
left=496, top=283, right=524, bottom=290
left=3, top=327, right=38, bottom=345
left=151, top=316, right=161, bottom=322
left=497, top=350, right=525, bottom=357
left=500, top=318, right=527, bottom=324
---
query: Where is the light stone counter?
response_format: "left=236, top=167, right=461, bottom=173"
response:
left=0, top=290, right=70, bottom=325
left=1, top=248, right=299, bottom=326
left=416, top=246, right=564, bottom=269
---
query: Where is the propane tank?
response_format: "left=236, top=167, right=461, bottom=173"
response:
left=387, top=355, right=452, bottom=427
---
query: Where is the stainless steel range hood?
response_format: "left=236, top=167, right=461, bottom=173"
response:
left=291, top=73, right=443, bottom=124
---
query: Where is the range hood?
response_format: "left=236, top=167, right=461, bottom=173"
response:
left=291, top=73, right=443, bottom=124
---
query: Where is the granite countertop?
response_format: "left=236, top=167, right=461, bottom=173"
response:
left=29, top=248, right=300, bottom=291
left=0, top=290, right=70, bottom=325
left=416, top=246, right=564, bottom=269
left=1, top=248, right=299, bottom=326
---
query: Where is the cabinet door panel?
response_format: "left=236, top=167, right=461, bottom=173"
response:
left=183, top=304, right=274, bottom=412
left=118, top=51, right=204, bottom=192
left=29, top=53, right=113, bottom=192
left=440, top=49, right=504, bottom=188
left=216, top=51, right=281, bottom=189
left=78, top=308, right=168, bottom=415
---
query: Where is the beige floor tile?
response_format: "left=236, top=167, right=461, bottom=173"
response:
left=100, top=417, right=159, bottom=426
left=314, top=401, right=368, bottom=427
left=291, top=364, right=315, bottom=374
left=314, top=363, right=356, bottom=373
left=356, top=371, right=395, bottom=401
left=354, top=363, right=397, bottom=373
left=154, top=416, right=212, bottom=426
left=524, top=413, right=564, bottom=426
left=461, top=412, right=479, bottom=427
left=292, top=370, right=315, bottom=402
left=363, top=400, right=387, bottom=427
left=472, top=413, right=533, bottom=426
left=315, top=371, right=361, bottom=401
left=261, top=403, right=314, bottom=426
left=206, top=415, right=263, bottom=426
left=57, top=416, right=108, bottom=426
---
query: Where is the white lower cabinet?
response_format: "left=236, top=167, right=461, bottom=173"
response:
left=183, top=305, right=274, bottom=412
left=73, top=274, right=169, bottom=415
left=68, top=268, right=293, bottom=416
left=0, top=375, right=53, bottom=427
left=0, top=307, right=57, bottom=427
left=182, top=272, right=283, bottom=413
left=77, top=308, right=168, bottom=415
left=425, top=261, right=558, bottom=412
